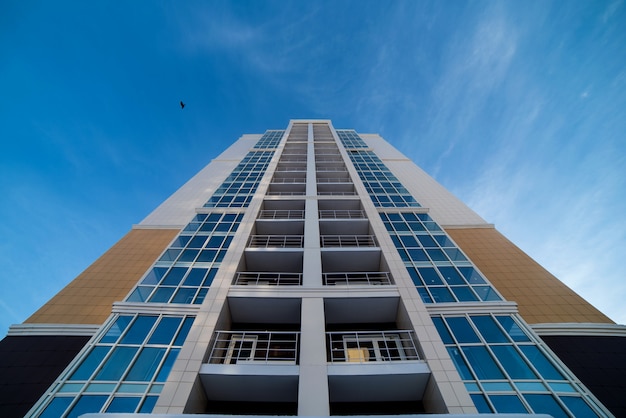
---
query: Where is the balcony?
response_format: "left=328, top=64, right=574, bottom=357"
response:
left=233, top=272, right=302, bottom=286
left=323, top=272, right=392, bottom=286
left=327, top=330, right=419, bottom=363
left=258, top=209, right=305, bottom=219
left=208, top=331, right=299, bottom=365
left=319, top=209, right=366, bottom=219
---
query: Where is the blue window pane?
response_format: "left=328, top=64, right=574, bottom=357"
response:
left=432, top=317, right=453, bottom=343
left=148, top=317, right=183, bottom=345
left=127, top=286, right=154, bottom=302
left=416, top=287, right=432, bottom=303
left=470, top=394, right=492, bottom=413
left=194, top=287, right=209, bottom=304
left=121, top=316, right=158, bottom=344
left=458, top=267, right=486, bottom=284
left=159, top=249, right=181, bottom=262
left=496, top=316, right=531, bottom=342
left=162, top=267, right=188, bottom=286
left=106, top=396, right=141, bottom=412
left=126, top=347, right=166, bottom=381
left=197, top=249, right=217, bottom=262
left=67, top=395, right=108, bottom=418
left=416, top=235, right=437, bottom=247
left=446, top=317, right=480, bottom=343
left=406, top=267, right=422, bottom=286
left=206, top=235, right=226, bottom=248
left=70, top=346, right=111, bottom=380
left=148, top=287, right=175, bottom=303
left=490, top=395, right=527, bottom=413
left=408, top=222, right=426, bottom=232
left=155, top=348, right=180, bottom=382
left=40, top=397, right=73, bottom=418
left=174, top=317, right=195, bottom=346
left=447, top=347, right=474, bottom=380
left=178, top=249, right=199, bottom=262
left=560, top=396, right=600, bottom=417
left=203, top=269, right=218, bottom=286
left=451, top=286, right=479, bottom=302
left=462, top=346, right=505, bottom=379
left=524, top=394, right=569, bottom=418
left=426, top=249, right=447, bottom=261
left=438, top=267, right=465, bottom=285
left=418, top=268, right=442, bottom=285
left=141, top=268, right=168, bottom=285
left=429, top=287, right=456, bottom=302
left=187, top=236, right=208, bottom=248
left=408, top=248, right=429, bottom=262
left=183, top=268, right=208, bottom=286
left=139, top=396, right=159, bottom=413
left=519, top=346, right=565, bottom=380
left=200, top=222, right=217, bottom=232
left=491, top=345, right=538, bottom=379
left=433, top=235, right=454, bottom=247
left=172, top=287, right=198, bottom=304
left=216, top=250, right=227, bottom=262
left=399, top=235, right=419, bottom=248
left=444, top=248, right=467, bottom=261
left=470, top=316, right=509, bottom=343
left=171, top=235, right=191, bottom=248
left=473, top=285, right=501, bottom=301
left=95, top=347, right=138, bottom=380
left=207, top=213, right=221, bottom=222
left=101, top=316, right=133, bottom=343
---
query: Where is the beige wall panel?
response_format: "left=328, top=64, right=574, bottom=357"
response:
left=446, top=227, right=613, bottom=325
left=25, top=228, right=179, bottom=325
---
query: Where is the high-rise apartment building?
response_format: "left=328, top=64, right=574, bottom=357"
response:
left=1, top=120, right=624, bottom=417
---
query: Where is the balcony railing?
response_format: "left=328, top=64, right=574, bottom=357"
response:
left=327, top=331, right=420, bottom=363
left=318, top=210, right=366, bottom=219
left=317, top=191, right=357, bottom=196
left=266, top=191, right=306, bottom=196
left=248, top=235, right=304, bottom=248
left=271, top=177, right=306, bottom=183
left=233, top=272, right=302, bottom=286
left=320, top=235, right=377, bottom=247
left=275, top=166, right=306, bottom=172
left=323, top=272, right=392, bottom=286
left=316, top=178, right=352, bottom=183
left=209, top=331, right=300, bottom=364
left=258, top=210, right=305, bottom=219
left=315, top=166, right=347, bottom=172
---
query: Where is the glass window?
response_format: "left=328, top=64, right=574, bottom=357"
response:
left=416, top=287, right=432, bottom=303
left=95, top=347, right=138, bottom=380
left=204, top=269, right=218, bottom=286
left=432, top=317, right=454, bottom=344
left=173, top=317, right=195, bottom=346
left=183, top=268, right=207, bottom=286
left=106, top=396, right=141, bottom=412
left=141, top=268, right=168, bottom=285
left=416, top=235, right=437, bottom=247
left=462, top=346, right=505, bottom=379
left=426, top=248, right=447, bottom=261
left=438, top=267, right=465, bottom=285
left=470, top=316, right=509, bottom=343
left=70, top=346, right=111, bottom=380
left=447, top=348, right=476, bottom=380
left=172, top=287, right=197, bottom=304
left=406, top=267, right=422, bottom=286
left=155, top=348, right=180, bottom=382
left=524, top=394, right=568, bottom=418
left=101, top=316, right=133, bottom=343
left=148, top=317, right=182, bottom=345
left=444, top=248, right=467, bottom=262
left=473, top=286, right=501, bottom=301
left=120, top=316, right=158, bottom=345
left=399, top=235, right=419, bottom=248
left=560, top=396, right=599, bottom=417
left=67, top=395, right=109, bottom=418
left=127, top=286, right=154, bottom=302
left=519, top=346, right=565, bottom=380
left=148, top=287, right=175, bottom=303
left=206, top=235, right=226, bottom=248
left=40, top=397, right=73, bottom=418
left=197, top=249, right=217, bottom=262
left=418, top=268, right=442, bottom=285
left=470, top=394, right=492, bottom=413
left=429, top=287, right=456, bottom=303
left=451, top=286, right=478, bottom=302
left=491, top=345, right=538, bottom=379
left=496, top=316, right=531, bottom=342
left=187, top=236, right=207, bottom=248
left=446, top=317, right=480, bottom=343
left=490, top=395, right=527, bottom=413
left=126, top=347, right=166, bottom=381
left=161, top=267, right=187, bottom=286
left=458, top=267, right=486, bottom=284
left=139, top=396, right=158, bottom=413
left=408, top=248, right=429, bottom=262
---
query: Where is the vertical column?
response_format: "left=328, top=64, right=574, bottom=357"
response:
left=297, top=297, right=330, bottom=415
left=303, top=123, right=322, bottom=287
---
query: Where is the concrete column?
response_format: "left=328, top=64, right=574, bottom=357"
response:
left=297, top=297, right=329, bottom=415
left=303, top=123, right=322, bottom=287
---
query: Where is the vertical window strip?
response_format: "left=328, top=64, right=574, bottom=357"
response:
left=36, top=314, right=195, bottom=417
left=432, top=313, right=605, bottom=417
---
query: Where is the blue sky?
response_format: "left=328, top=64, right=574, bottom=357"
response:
left=1, top=1, right=625, bottom=335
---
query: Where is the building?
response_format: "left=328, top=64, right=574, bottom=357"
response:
left=1, top=120, right=624, bottom=417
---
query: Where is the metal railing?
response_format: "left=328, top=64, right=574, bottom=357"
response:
left=327, top=330, right=420, bottom=363
left=320, top=235, right=377, bottom=247
left=318, top=210, right=366, bottom=219
left=323, top=272, right=392, bottom=286
left=317, top=191, right=358, bottom=196
left=315, top=167, right=348, bottom=172
left=271, top=177, right=306, bottom=183
left=266, top=191, right=306, bottom=196
left=258, top=210, right=305, bottom=219
left=248, top=235, right=304, bottom=248
left=275, top=166, right=306, bottom=172
left=233, top=272, right=302, bottom=286
left=316, top=178, right=352, bottom=183
left=208, top=331, right=300, bottom=364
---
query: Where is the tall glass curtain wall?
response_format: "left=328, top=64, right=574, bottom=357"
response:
left=31, top=131, right=283, bottom=417
left=337, top=130, right=607, bottom=418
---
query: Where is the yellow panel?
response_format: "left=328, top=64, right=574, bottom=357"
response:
left=25, top=228, right=179, bottom=325
left=446, top=227, right=613, bottom=325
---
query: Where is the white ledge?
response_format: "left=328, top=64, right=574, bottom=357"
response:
left=7, top=323, right=100, bottom=337
left=531, top=322, right=626, bottom=337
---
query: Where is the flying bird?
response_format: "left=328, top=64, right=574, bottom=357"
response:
left=180, top=101, right=185, bottom=109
